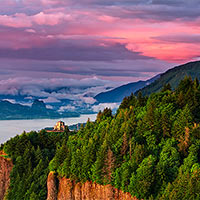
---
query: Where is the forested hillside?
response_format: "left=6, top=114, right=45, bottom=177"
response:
left=94, top=75, right=159, bottom=103
left=0, top=130, right=75, bottom=199
left=1, top=76, right=200, bottom=200
left=137, top=60, right=200, bottom=96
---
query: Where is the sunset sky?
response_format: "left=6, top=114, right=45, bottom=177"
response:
left=0, top=0, right=200, bottom=101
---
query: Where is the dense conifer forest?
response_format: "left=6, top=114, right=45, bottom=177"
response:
left=1, top=76, right=200, bottom=200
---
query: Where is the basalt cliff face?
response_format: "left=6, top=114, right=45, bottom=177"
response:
left=0, top=153, right=13, bottom=200
left=0, top=159, right=138, bottom=200
left=47, top=172, right=138, bottom=200
left=47, top=172, right=58, bottom=200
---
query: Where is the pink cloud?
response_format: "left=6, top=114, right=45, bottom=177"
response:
left=0, top=11, right=71, bottom=29
left=0, top=13, right=32, bottom=28
left=33, top=11, right=71, bottom=25
left=0, top=1, right=199, bottom=64
left=40, top=0, right=69, bottom=6
left=25, top=29, right=36, bottom=33
left=98, top=15, right=119, bottom=23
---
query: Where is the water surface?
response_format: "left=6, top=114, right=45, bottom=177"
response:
left=0, top=114, right=97, bottom=144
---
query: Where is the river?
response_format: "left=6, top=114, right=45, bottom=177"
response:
left=0, top=114, right=97, bottom=144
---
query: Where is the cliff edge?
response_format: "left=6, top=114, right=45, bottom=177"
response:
left=0, top=152, right=13, bottom=200
left=47, top=172, right=138, bottom=200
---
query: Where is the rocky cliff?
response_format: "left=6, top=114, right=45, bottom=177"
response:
left=47, top=172, right=138, bottom=200
left=0, top=153, right=13, bottom=200
left=47, top=172, right=58, bottom=200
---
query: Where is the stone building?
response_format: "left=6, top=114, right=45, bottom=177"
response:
left=53, top=121, right=66, bottom=132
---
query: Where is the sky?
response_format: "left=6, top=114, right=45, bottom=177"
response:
left=0, top=0, right=200, bottom=104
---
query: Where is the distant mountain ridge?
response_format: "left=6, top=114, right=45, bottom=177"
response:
left=137, top=60, right=200, bottom=96
left=94, top=75, right=160, bottom=103
left=0, top=99, right=79, bottom=120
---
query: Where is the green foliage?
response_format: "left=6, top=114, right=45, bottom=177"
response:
left=3, top=130, right=70, bottom=200
left=4, top=77, right=200, bottom=200
left=97, top=107, right=113, bottom=121
left=128, top=155, right=156, bottom=199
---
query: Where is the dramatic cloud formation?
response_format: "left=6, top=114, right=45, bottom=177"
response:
left=0, top=0, right=199, bottom=109
left=92, top=103, right=120, bottom=112
left=0, top=42, right=149, bottom=61
left=0, top=76, right=121, bottom=110
left=0, top=76, right=118, bottom=96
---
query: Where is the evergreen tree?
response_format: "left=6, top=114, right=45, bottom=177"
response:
left=128, top=155, right=156, bottom=199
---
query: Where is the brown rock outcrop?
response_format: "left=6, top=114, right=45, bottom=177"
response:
left=48, top=174, right=138, bottom=200
left=0, top=153, right=13, bottom=200
left=47, top=172, right=58, bottom=200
